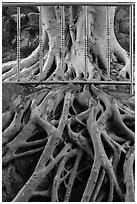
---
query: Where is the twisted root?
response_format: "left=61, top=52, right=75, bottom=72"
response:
left=2, top=84, right=134, bottom=201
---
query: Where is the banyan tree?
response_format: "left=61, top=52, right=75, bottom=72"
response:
left=2, top=3, right=135, bottom=202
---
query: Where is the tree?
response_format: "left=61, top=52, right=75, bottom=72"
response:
left=2, top=5, right=135, bottom=202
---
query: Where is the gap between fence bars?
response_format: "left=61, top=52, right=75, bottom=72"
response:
left=5, top=4, right=135, bottom=94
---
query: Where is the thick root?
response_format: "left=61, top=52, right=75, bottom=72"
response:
left=112, top=37, right=131, bottom=80
left=2, top=84, right=134, bottom=201
left=123, top=145, right=135, bottom=202
left=2, top=45, right=41, bottom=81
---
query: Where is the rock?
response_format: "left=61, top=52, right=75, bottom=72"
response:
left=2, top=165, right=24, bottom=201
left=10, top=14, right=32, bottom=29
left=119, top=17, right=129, bottom=34
left=3, top=5, right=39, bottom=16
left=10, top=13, right=25, bottom=22
left=114, top=6, right=132, bottom=52
left=20, top=6, right=39, bottom=14
left=28, top=12, right=39, bottom=27
left=20, top=28, right=30, bottom=48
left=3, top=6, right=17, bottom=16
left=2, top=16, right=16, bottom=46
left=115, top=7, right=129, bottom=22
left=2, top=16, right=17, bottom=62
left=117, top=33, right=129, bottom=51
left=2, top=11, right=39, bottom=62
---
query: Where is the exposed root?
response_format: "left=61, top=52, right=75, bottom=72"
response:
left=64, top=149, right=83, bottom=201
left=2, top=99, right=31, bottom=146
left=123, top=145, right=135, bottom=202
left=2, top=6, right=132, bottom=82
left=51, top=148, right=78, bottom=201
left=2, top=45, right=41, bottom=81
left=2, top=110, right=15, bottom=131
left=2, top=84, right=134, bottom=201
left=13, top=143, right=72, bottom=202
left=90, top=168, right=105, bottom=201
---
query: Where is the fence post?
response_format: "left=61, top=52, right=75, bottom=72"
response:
left=130, top=5, right=134, bottom=95
left=106, top=6, right=111, bottom=80
left=17, top=6, right=21, bottom=81
left=61, top=5, right=65, bottom=79
left=39, top=6, right=43, bottom=82
left=84, top=6, right=88, bottom=80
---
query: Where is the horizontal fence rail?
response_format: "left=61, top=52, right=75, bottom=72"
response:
left=2, top=81, right=135, bottom=85
left=2, top=3, right=135, bottom=94
left=2, top=2, right=135, bottom=6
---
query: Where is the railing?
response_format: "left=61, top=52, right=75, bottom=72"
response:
left=2, top=2, right=135, bottom=94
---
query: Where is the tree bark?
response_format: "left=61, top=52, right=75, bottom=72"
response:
left=2, top=5, right=131, bottom=81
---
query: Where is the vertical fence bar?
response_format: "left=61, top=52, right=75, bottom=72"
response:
left=84, top=6, right=88, bottom=80
left=39, top=6, right=43, bottom=82
left=129, top=5, right=134, bottom=94
left=17, top=6, right=21, bottom=81
left=61, top=6, right=65, bottom=78
left=106, top=6, right=111, bottom=80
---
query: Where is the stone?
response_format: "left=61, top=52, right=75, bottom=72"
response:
left=28, top=12, right=39, bottom=27
left=115, top=7, right=129, bottom=22
left=3, top=5, right=39, bottom=16
left=117, top=33, right=129, bottom=51
left=2, top=16, right=16, bottom=46
left=2, top=165, right=24, bottom=201
left=119, top=17, right=129, bottom=34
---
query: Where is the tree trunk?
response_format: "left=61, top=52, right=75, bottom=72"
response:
left=2, top=5, right=131, bottom=81
left=2, top=5, right=134, bottom=202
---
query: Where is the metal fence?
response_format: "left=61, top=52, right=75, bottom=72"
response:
left=2, top=2, right=135, bottom=94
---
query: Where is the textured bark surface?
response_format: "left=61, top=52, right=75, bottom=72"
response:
left=2, top=5, right=133, bottom=81
left=2, top=84, right=135, bottom=202
left=2, top=5, right=135, bottom=202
